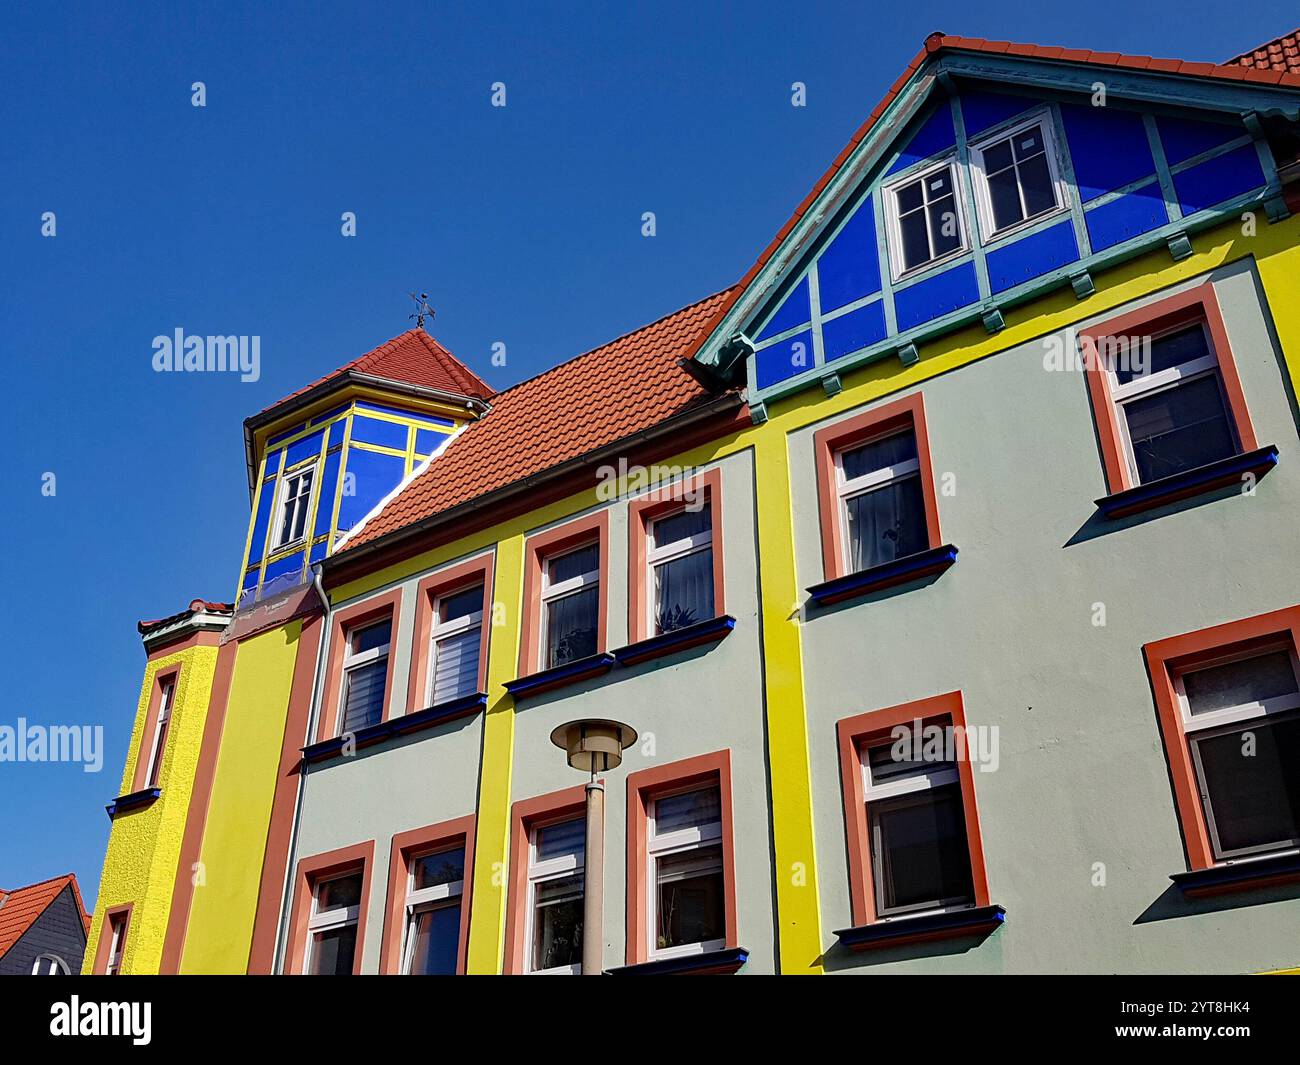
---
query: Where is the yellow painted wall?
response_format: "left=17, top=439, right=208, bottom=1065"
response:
left=82, top=643, right=219, bottom=974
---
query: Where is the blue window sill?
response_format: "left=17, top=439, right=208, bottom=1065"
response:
left=613, top=615, right=736, bottom=667
left=504, top=653, right=617, bottom=701
left=301, top=692, right=488, bottom=764
left=807, top=544, right=958, bottom=607
left=834, top=904, right=1005, bottom=952
left=1095, top=445, right=1278, bottom=519
left=105, top=787, right=161, bottom=818
left=606, top=946, right=749, bottom=975
left=1170, top=849, right=1300, bottom=898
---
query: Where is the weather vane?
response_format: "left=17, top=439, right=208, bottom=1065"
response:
left=408, top=291, right=436, bottom=330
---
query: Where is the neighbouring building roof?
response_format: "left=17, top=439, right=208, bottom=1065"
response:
left=0, top=874, right=89, bottom=960
left=138, top=598, right=234, bottom=636
left=1231, top=28, right=1300, bottom=74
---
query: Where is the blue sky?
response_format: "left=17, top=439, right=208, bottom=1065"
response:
left=2, top=1, right=1293, bottom=905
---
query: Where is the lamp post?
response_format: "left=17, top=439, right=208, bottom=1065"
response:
left=549, top=718, right=637, bottom=976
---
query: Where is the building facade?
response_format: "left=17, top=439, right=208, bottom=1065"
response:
left=87, top=30, right=1300, bottom=975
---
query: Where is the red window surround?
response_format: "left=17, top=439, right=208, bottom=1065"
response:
left=406, top=554, right=495, bottom=713
left=517, top=510, right=610, bottom=677
left=378, top=815, right=476, bottom=974
left=626, top=469, right=726, bottom=644
left=836, top=691, right=992, bottom=928
left=92, top=903, right=133, bottom=975
left=1080, top=281, right=1258, bottom=497
left=1143, top=604, right=1300, bottom=877
left=131, top=664, right=181, bottom=793
left=316, top=588, right=403, bottom=741
left=813, top=392, right=944, bottom=583
left=624, top=749, right=740, bottom=967
left=283, top=841, right=375, bottom=975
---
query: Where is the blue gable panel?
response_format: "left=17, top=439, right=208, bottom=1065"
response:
left=268, top=420, right=307, bottom=447
left=313, top=450, right=342, bottom=539
left=886, top=106, right=956, bottom=175
left=338, top=449, right=407, bottom=531
left=1059, top=104, right=1155, bottom=202
left=309, top=539, right=328, bottom=564
left=1085, top=182, right=1168, bottom=251
left=242, top=564, right=260, bottom=591
left=822, top=302, right=888, bottom=362
left=754, top=330, right=814, bottom=390
left=987, top=220, right=1079, bottom=294
left=351, top=415, right=409, bottom=450
left=262, top=550, right=304, bottom=588
left=959, top=91, right=1037, bottom=139
left=1173, top=144, right=1265, bottom=215
left=894, top=261, right=980, bottom=331
left=246, top=478, right=277, bottom=566
left=755, top=276, right=811, bottom=341
left=415, top=428, right=444, bottom=455
left=817, top=199, right=882, bottom=313
left=284, top=428, right=325, bottom=467
left=1156, top=115, right=1245, bottom=167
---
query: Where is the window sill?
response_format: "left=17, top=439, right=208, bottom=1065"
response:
left=834, top=904, right=1005, bottom=952
left=606, top=946, right=749, bottom=975
left=105, top=787, right=162, bottom=818
left=504, top=653, right=617, bottom=701
left=613, top=615, right=736, bottom=667
left=301, top=692, right=488, bottom=764
left=1170, top=850, right=1300, bottom=898
left=1095, top=445, right=1278, bottom=519
left=807, top=544, right=958, bottom=607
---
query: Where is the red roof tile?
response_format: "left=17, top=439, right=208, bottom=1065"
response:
left=138, top=598, right=234, bottom=635
left=260, top=329, right=493, bottom=416
left=339, top=290, right=736, bottom=551
left=1230, top=28, right=1300, bottom=74
left=0, top=874, right=88, bottom=960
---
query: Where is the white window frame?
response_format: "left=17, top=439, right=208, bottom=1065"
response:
left=304, top=872, right=362, bottom=975
left=833, top=428, right=922, bottom=574
left=143, top=675, right=176, bottom=788
left=523, top=815, right=584, bottom=975
left=427, top=585, right=484, bottom=706
left=105, top=914, right=127, bottom=975
left=1174, top=644, right=1300, bottom=860
left=968, top=112, right=1070, bottom=244
left=399, top=847, right=465, bottom=975
left=337, top=618, right=391, bottom=735
left=646, top=785, right=726, bottom=960
left=859, top=731, right=971, bottom=921
left=32, top=953, right=69, bottom=975
left=645, top=504, right=714, bottom=634
left=882, top=158, right=969, bottom=283
left=271, top=462, right=317, bottom=552
left=539, top=542, right=600, bottom=671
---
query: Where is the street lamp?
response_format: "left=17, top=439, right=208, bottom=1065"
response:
left=549, top=718, right=637, bottom=976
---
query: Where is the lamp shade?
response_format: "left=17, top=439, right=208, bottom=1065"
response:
left=549, top=719, right=638, bottom=774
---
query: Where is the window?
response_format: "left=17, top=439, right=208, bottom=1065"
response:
left=31, top=953, right=69, bottom=975
left=305, top=872, right=363, bottom=975
left=428, top=586, right=483, bottom=706
left=339, top=619, right=391, bottom=734
left=105, top=911, right=128, bottom=975
left=400, top=847, right=466, bottom=975
left=970, top=116, right=1065, bottom=240
left=884, top=161, right=967, bottom=278
left=273, top=465, right=316, bottom=550
left=1081, top=283, right=1259, bottom=500
left=837, top=693, right=991, bottom=928
left=541, top=543, right=601, bottom=669
left=525, top=816, right=585, bottom=974
left=143, top=675, right=175, bottom=788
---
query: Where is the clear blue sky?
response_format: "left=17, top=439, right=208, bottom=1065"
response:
left=2, top=1, right=1292, bottom=905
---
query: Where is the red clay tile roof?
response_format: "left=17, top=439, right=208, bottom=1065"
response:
left=261, top=329, right=493, bottom=416
left=0, top=874, right=88, bottom=960
left=138, top=599, right=234, bottom=635
left=339, top=290, right=736, bottom=551
left=1231, top=28, right=1300, bottom=74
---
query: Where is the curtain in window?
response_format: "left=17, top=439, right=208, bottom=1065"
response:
left=545, top=587, right=599, bottom=667
left=342, top=660, right=387, bottom=733
left=654, top=548, right=714, bottom=633
left=845, top=477, right=928, bottom=571
left=432, top=627, right=481, bottom=705
left=1123, top=375, right=1235, bottom=483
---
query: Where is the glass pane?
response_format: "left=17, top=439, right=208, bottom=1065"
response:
left=532, top=875, right=584, bottom=971
left=407, top=903, right=461, bottom=975
left=290, top=473, right=313, bottom=540
left=656, top=845, right=725, bottom=950
left=1112, top=324, right=1210, bottom=386
left=547, top=543, right=599, bottom=585
left=652, top=505, right=711, bottom=549
left=895, top=178, right=924, bottom=214
left=431, top=627, right=481, bottom=705
left=412, top=848, right=465, bottom=891
left=924, top=168, right=954, bottom=201
left=1195, top=716, right=1300, bottom=857
left=1184, top=651, right=1298, bottom=716
left=653, top=548, right=714, bottom=633
left=845, top=475, right=928, bottom=571
left=536, top=817, right=585, bottom=862
left=899, top=208, right=931, bottom=271
left=987, top=166, right=1023, bottom=231
left=544, top=586, right=599, bottom=667
left=341, top=659, right=387, bottom=733
left=1012, top=126, right=1045, bottom=160
left=870, top=785, right=975, bottom=915
left=981, top=138, right=1014, bottom=175
left=927, top=196, right=960, bottom=256
left=317, top=873, right=362, bottom=910
left=866, top=731, right=954, bottom=783
left=438, top=586, right=483, bottom=624
left=309, top=924, right=357, bottom=975
left=654, top=787, right=721, bottom=834
left=352, top=620, right=390, bottom=654
left=840, top=430, right=917, bottom=482
left=1123, top=374, right=1236, bottom=483
left=1017, top=152, right=1056, bottom=218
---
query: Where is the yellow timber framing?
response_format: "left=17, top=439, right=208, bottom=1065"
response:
left=329, top=212, right=1300, bottom=974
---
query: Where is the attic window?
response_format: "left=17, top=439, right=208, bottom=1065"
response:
left=884, top=160, right=967, bottom=280
left=970, top=117, right=1066, bottom=240
left=273, top=465, right=316, bottom=551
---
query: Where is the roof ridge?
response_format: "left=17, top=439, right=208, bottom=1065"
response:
left=1226, top=26, right=1300, bottom=66
left=5, top=873, right=74, bottom=892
